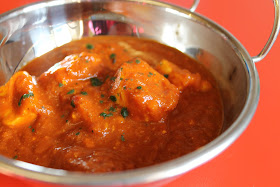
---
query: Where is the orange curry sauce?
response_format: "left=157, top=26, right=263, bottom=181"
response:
left=0, top=36, right=223, bottom=173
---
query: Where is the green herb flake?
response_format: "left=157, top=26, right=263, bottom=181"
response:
left=107, top=113, right=113, bottom=117
left=135, top=59, right=141, bottom=64
left=110, top=53, right=116, bottom=59
left=41, top=106, right=45, bottom=109
left=31, top=128, right=35, bottom=133
left=100, top=112, right=106, bottom=118
left=101, top=94, right=105, bottom=98
left=13, top=155, right=18, bottom=160
left=148, top=72, right=154, bottom=77
left=110, top=77, right=116, bottom=82
left=120, top=78, right=123, bottom=80
left=85, top=60, right=89, bottom=63
left=66, top=120, right=69, bottom=123
left=59, top=83, right=64, bottom=87
left=100, top=112, right=113, bottom=119
left=75, top=132, right=80, bottom=136
left=110, top=53, right=116, bottom=64
left=121, top=107, right=129, bottom=118
left=136, top=86, right=142, bottom=90
left=123, top=86, right=127, bottom=90
left=91, top=77, right=103, bottom=86
left=108, top=106, right=116, bottom=112
left=86, top=43, right=94, bottom=49
left=126, top=61, right=133, bottom=64
left=99, top=100, right=104, bottom=104
left=121, top=135, right=125, bottom=142
left=71, top=100, right=75, bottom=108
left=81, top=91, right=88, bottom=95
left=61, top=114, right=65, bottom=118
left=110, top=95, right=117, bottom=102
left=164, top=74, right=169, bottom=78
left=67, top=89, right=75, bottom=95
left=18, top=92, right=34, bottom=106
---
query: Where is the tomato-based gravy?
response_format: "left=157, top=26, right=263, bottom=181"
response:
left=0, top=36, right=223, bottom=173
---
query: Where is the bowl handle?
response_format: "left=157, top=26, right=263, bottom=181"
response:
left=189, top=0, right=200, bottom=12
left=252, top=0, right=280, bottom=63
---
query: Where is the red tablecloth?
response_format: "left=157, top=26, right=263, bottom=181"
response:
left=1, top=0, right=279, bottom=186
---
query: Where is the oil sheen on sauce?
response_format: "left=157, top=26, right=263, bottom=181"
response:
left=0, top=36, right=223, bottom=173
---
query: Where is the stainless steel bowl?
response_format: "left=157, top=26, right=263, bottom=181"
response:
left=0, top=0, right=279, bottom=186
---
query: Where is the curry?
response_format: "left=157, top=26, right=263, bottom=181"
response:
left=0, top=36, right=223, bottom=173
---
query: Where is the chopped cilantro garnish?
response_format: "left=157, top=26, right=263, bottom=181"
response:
left=85, top=60, right=89, bottom=63
left=164, top=74, right=169, bottom=78
left=71, top=100, right=75, bottom=108
left=121, top=135, right=125, bottom=142
left=59, top=83, right=63, bottom=87
left=108, top=106, right=116, bottom=112
left=100, top=112, right=106, bottom=118
left=110, top=95, right=117, bottom=102
left=75, top=132, right=80, bottom=136
left=135, top=59, right=141, bottom=64
left=126, top=61, right=133, bottom=64
left=110, top=53, right=116, bottom=59
left=136, top=86, right=142, bottom=90
left=13, top=155, right=18, bottom=160
left=100, top=112, right=113, bottom=119
left=91, top=77, right=103, bottom=86
left=61, top=114, right=65, bottom=118
left=120, top=78, right=123, bottom=80
left=123, top=86, right=127, bottom=90
left=99, top=100, right=104, bottom=104
left=110, top=53, right=116, bottom=64
left=86, top=43, right=94, bottom=49
left=81, top=91, right=88, bottom=95
left=18, top=92, right=34, bottom=106
left=148, top=72, right=154, bottom=77
left=67, top=89, right=75, bottom=94
left=31, top=128, right=35, bottom=132
left=110, top=77, right=116, bottom=81
left=101, top=94, right=105, bottom=98
left=121, top=107, right=129, bottom=118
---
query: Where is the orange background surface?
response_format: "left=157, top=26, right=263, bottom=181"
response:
left=0, top=0, right=279, bottom=186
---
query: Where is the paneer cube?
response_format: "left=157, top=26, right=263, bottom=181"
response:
left=0, top=71, right=38, bottom=127
left=155, top=59, right=212, bottom=92
left=37, top=52, right=107, bottom=90
left=110, top=59, right=179, bottom=122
